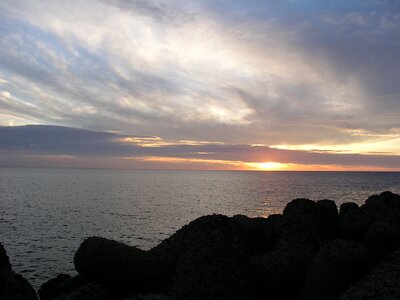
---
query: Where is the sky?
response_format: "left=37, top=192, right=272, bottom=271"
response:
left=0, top=0, right=399, bottom=171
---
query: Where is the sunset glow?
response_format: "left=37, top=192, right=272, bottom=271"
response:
left=246, top=162, right=290, bottom=171
left=0, top=1, right=399, bottom=171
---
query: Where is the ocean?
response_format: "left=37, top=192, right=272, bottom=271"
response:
left=1, top=167, right=400, bottom=289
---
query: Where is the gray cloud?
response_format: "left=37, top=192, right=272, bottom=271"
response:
left=1, top=125, right=399, bottom=169
left=0, top=0, right=399, bottom=151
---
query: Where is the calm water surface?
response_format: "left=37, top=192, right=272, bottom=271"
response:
left=0, top=167, right=399, bottom=288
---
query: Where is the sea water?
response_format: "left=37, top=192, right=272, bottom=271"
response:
left=0, top=167, right=399, bottom=288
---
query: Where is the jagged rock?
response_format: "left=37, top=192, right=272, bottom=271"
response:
left=302, top=239, right=371, bottom=300
left=0, top=242, right=37, bottom=300
left=340, top=247, right=400, bottom=299
left=363, top=219, right=400, bottom=262
left=0, top=243, right=11, bottom=271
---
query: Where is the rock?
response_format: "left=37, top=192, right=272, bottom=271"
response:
left=250, top=198, right=335, bottom=297
left=252, top=246, right=315, bottom=299
left=302, top=239, right=371, bottom=300
left=339, top=202, right=359, bottom=216
left=0, top=269, right=37, bottom=300
left=38, top=274, right=95, bottom=300
left=363, top=191, right=400, bottom=222
left=316, top=199, right=339, bottom=235
left=363, top=219, right=400, bottom=262
left=283, top=198, right=319, bottom=220
left=232, top=214, right=275, bottom=254
left=340, top=192, right=400, bottom=241
left=340, top=247, right=400, bottom=299
left=39, top=273, right=72, bottom=300
left=74, top=215, right=273, bottom=297
left=0, top=242, right=37, bottom=300
left=124, top=295, right=173, bottom=300
left=67, top=192, right=400, bottom=300
left=74, top=237, right=157, bottom=294
left=170, top=221, right=257, bottom=300
left=282, top=198, right=339, bottom=241
left=53, top=282, right=111, bottom=300
left=39, top=274, right=113, bottom=300
left=0, top=243, right=11, bottom=271
left=340, top=204, right=371, bottom=241
left=150, top=214, right=273, bottom=293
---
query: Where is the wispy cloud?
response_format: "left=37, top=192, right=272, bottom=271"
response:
left=0, top=0, right=399, bottom=169
left=1, top=125, right=399, bottom=170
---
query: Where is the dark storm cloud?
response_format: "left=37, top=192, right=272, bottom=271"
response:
left=1, top=125, right=399, bottom=169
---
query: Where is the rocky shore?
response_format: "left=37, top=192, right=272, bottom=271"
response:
left=2, top=191, right=400, bottom=299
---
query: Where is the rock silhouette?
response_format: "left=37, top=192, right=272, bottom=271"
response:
left=3, top=191, right=400, bottom=299
left=0, top=242, right=37, bottom=300
left=302, top=239, right=371, bottom=300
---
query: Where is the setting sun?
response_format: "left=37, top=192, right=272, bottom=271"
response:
left=246, top=162, right=289, bottom=170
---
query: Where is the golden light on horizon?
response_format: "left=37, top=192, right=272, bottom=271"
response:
left=246, top=162, right=289, bottom=170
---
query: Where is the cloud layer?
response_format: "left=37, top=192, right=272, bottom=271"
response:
left=0, top=1, right=399, bottom=169
left=1, top=125, right=398, bottom=170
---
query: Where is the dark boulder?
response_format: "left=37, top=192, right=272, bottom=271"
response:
left=39, top=273, right=72, bottom=300
left=363, top=191, right=400, bottom=222
left=363, top=219, right=400, bottom=262
left=283, top=198, right=320, bottom=220
left=251, top=198, right=336, bottom=297
left=340, top=247, right=400, bottom=299
left=74, top=215, right=274, bottom=297
left=170, top=220, right=257, bottom=300
left=0, top=243, right=11, bottom=271
left=252, top=246, right=315, bottom=299
left=278, top=199, right=339, bottom=244
left=149, top=214, right=273, bottom=292
left=316, top=199, right=339, bottom=236
left=0, top=269, right=37, bottom=300
left=340, top=203, right=371, bottom=241
left=232, top=214, right=275, bottom=253
left=340, top=192, right=400, bottom=241
left=302, top=239, right=371, bottom=300
left=339, top=202, right=359, bottom=217
left=74, top=237, right=156, bottom=294
left=0, top=242, right=37, bottom=300
left=38, top=274, right=97, bottom=300
left=52, top=282, right=111, bottom=300
left=124, top=295, right=173, bottom=300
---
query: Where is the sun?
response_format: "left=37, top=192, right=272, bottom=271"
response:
left=246, top=162, right=288, bottom=170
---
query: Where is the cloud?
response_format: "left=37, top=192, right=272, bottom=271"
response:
left=0, top=0, right=399, bottom=153
left=1, top=125, right=399, bottom=170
